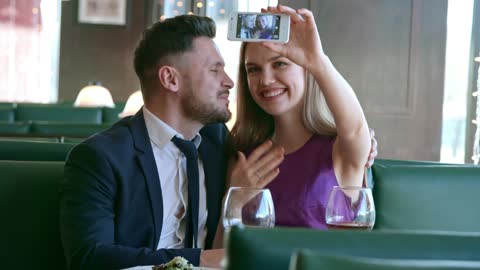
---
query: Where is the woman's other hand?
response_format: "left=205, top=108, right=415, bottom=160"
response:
left=366, top=128, right=378, bottom=168
left=228, top=140, right=284, bottom=188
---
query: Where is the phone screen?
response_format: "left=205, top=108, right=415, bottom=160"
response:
left=235, top=14, right=282, bottom=41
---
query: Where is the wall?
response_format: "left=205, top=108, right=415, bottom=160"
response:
left=58, top=0, right=147, bottom=102
left=279, top=0, right=448, bottom=161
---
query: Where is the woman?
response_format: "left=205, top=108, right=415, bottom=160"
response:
left=253, top=14, right=274, bottom=39
left=228, top=5, right=371, bottom=229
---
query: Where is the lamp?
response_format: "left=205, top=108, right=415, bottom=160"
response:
left=119, top=90, right=143, bottom=118
left=74, top=81, right=115, bottom=108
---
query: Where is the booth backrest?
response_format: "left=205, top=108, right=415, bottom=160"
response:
left=0, top=121, right=30, bottom=134
left=0, top=108, right=14, bottom=122
left=15, top=104, right=103, bottom=124
left=0, top=102, right=127, bottom=138
left=372, top=164, right=480, bottom=232
left=0, top=160, right=67, bottom=270
left=376, top=158, right=450, bottom=166
left=0, top=140, right=76, bottom=161
left=290, top=251, right=480, bottom=270
left=30, top=122, right=111, bottom=137
left=226, top=226, right=480, bottom=270
left=0, top=121, right=110, bottom=138
left=102, top=105, right=125, bottom=124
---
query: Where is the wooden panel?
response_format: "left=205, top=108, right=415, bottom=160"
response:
left=58, top=0, right=145, bottom=102
left=313, top=0, right=412, bottom=116
left=281, top=0, right=448, bottom=160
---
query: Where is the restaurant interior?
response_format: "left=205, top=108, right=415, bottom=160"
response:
left=1, top=0, right=480, bottom=269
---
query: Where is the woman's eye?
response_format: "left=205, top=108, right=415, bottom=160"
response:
left=247, top=67, right=260, bottom=74
left=273, top=62, right=287, bottom=68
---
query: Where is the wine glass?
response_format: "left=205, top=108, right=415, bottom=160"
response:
left=221, top=187, right=275, bottom=268
left=223, top=187, right=275, bottom=229
left=325, top=186, right=376, bottom=231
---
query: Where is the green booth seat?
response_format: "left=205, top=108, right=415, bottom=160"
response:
left=0, top=102, right=16, bottom=109
left=0, top=108, right=14, bottom=122
left=290, top=251, right=480, bottom=270
left=15, top=103, right=103, bottom=124
left=102, top=105, right=125, bottom=124
left=0, top=140, right=76, bottom=161
left=376, top=158, right=467, bottom=166
left=60, top=136, right=85, bottom=144
left=225, top=226, right=480, bottom=270
left=0, top=136, right=59, bottom=142
left=0, top=121, right=30, bottom=135
left=0, top=160, right=67, bottom=270
left=30, top=122, right=112, bottom=138
left=372, top=164, right=480, bottom=232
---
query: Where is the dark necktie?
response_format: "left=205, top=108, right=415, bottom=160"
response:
left=171, top=136, right=199, bottom=248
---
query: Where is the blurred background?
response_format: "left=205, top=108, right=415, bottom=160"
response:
left=0, top=0, right=479, bottom=163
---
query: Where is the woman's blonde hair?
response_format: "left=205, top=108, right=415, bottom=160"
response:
left=227, top=43, right=336, bottom=157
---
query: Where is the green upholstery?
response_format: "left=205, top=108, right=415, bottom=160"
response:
left=0, top=140, right=76, bottom=161
left=60, top=136, right=85, bottom=144
left=0, top=160, right=67, bottom=269
left=0, top=102, right=16, bottom=109
left=376, top=158, right=460, bottom=166
left=102, top=104, right=125, bottom=123
left=0, top=136, right=59, bottom=142
left=0, top=108, right=14, bottom=122
left=0, top=121, right=30, bottom=135
left=30, top=122, right=111, bottom=137
left=15, top=104, right=102, bottom=124
left=372, top=164, right=480, bottom=232
left=290, top=251, right=480, bottom=270
left=225, top=226, right=480, bottom=270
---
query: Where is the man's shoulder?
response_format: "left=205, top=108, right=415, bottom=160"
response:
left=87, top=117, right=134, bottom=145
left=69, top=117, right=137, bottom=158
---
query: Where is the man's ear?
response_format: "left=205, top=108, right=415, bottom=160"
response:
left=158, top=66, right=181, bottom=92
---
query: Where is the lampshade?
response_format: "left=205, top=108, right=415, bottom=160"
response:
left=119, top=90, right=143, bottom=118
left=74, top=82, right=115, bottom=108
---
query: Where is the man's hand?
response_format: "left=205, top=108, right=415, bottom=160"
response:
left=366, top=128, right=378, bottom=168
left=200, top=249, right=224, bottom=268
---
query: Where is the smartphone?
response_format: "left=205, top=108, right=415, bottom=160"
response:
left=227, top=12, right=290, bottom=43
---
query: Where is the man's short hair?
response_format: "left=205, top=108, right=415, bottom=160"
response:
left=134, top=15, right=216, bottom=91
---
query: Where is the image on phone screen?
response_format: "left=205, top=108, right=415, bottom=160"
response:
left=236, top=14, right=282, bottom=41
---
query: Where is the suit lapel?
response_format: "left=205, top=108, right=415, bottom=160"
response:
left=128, top=109, right=164, bottom=248
left=198, top=130, right=227, bottom=249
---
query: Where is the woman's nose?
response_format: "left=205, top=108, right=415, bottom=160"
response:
left=260, top=70, right=276, bottom=85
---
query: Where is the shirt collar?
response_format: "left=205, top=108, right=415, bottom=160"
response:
left=143, top=107, right=202, bottom=149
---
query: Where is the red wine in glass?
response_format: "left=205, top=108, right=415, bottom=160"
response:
left=325, top=186, right=376, bottom=231
left=326, top=221, right=373, bottom=231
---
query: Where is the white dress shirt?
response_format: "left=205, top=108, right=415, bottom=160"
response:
left=143, top=107, right=208, bottom=249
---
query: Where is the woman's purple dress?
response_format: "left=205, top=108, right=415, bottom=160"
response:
left=265, top=134, right=340, bottom=229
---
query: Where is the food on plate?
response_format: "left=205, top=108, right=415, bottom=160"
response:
left=152, top=256, right=194, bottom=270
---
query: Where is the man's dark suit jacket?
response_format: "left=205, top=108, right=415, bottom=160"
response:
left=60, top=109, right=228, bottom=270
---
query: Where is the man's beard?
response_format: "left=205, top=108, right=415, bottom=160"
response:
left=181, top=85, right=231, bottom=125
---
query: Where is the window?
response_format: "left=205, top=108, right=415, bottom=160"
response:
left=0, top=0, right=61, bottom=102
left=440, top=0, right=475, bottom=163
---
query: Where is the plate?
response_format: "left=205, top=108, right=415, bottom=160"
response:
left=122, top=266, right=219, bottom=270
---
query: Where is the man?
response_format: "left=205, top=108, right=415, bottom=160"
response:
left=60, top=15, right=234, bottom=270
left=240, top=14, right=255, bottom=38
left=60, top=13, right=378, bottom=270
